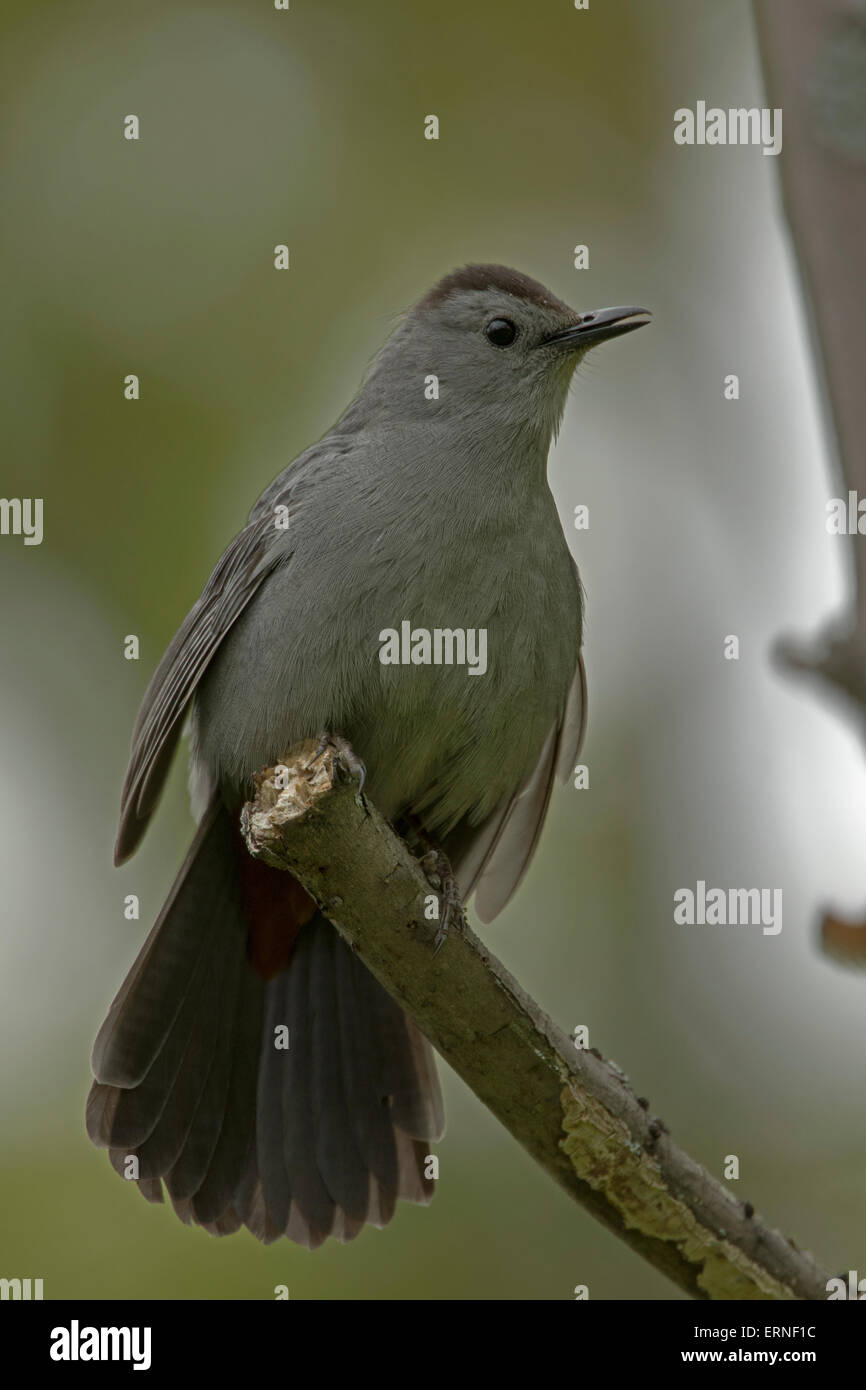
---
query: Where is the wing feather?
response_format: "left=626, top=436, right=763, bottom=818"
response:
left=456, top=650, right=587, bottom=923
left=115, top=517, right=284, bottom=864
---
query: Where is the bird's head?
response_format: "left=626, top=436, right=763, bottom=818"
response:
left=345, top=264, right=650, bottom=448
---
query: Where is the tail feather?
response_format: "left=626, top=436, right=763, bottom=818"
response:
left=92, top=802, right=229, bottom=1089
left=100, top=916, right=234, bottom=1159
left=162, top=923, right=244, bottom=1204
left=88, top=800, right=444, bottom=1245
left=308, top=922, right=373, bottom=1224
left=188, top=966, right=261, bottom=1226
left=255, top=970, right=293, bottom=1237
left=280, top=926, right=340, bottom=1244
left=334, top=933, right=401, bottom=1206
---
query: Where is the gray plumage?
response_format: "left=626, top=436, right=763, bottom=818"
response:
left=90, top=265, right=649, bottom=1245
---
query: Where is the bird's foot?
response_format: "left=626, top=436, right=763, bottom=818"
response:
left=417, top=844, right=465, bottom=955
left=314, top=730, right=367, bottom=809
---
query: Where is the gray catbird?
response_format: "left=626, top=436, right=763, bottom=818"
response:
left=87, top=264, right=649, bottom=1246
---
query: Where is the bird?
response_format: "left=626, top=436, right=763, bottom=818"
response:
left=86, top=264, right=650, bottom=1246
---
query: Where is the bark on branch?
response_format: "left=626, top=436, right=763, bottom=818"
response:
left=240, top=740, right=830, bottom=1301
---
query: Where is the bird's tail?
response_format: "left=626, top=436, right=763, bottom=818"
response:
left=86, top=800, right=444, bottom=1246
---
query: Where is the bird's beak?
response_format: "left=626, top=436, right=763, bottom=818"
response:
left=542, top=306, right=651, bottom=351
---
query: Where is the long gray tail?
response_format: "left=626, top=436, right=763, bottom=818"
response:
left=86, top=801, right=444, bottom=1247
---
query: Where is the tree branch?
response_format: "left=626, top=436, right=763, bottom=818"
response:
left=240, top=740, right=830, bottom=1300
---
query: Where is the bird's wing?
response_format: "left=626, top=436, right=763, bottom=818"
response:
left=454, top=649, right=587, bottom=924
left=114, top=513, right=286, bottom=865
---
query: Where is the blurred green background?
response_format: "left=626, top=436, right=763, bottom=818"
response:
left=2, top=0, right=865, bottom=1299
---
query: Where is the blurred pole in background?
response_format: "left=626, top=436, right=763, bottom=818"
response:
left=755, top=0, right=866, bottom=964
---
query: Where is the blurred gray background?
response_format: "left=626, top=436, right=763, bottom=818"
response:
left=1, top=0, right=864, bottom=1299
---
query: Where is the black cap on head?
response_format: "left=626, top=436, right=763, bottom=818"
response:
left=418, top=264, right=571, bottom=314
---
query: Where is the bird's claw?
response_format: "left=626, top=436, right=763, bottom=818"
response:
left=418, top=846, right=464, bottom=954
left=314, top=731, right=367, bottom=809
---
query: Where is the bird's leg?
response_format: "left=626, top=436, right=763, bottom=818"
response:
left=313, top=730, right=367, bottom=809
left=404, top=815, right=465, bottom=955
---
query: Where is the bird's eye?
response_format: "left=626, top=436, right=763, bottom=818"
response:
left=485, top=318, right=517, bottom=347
